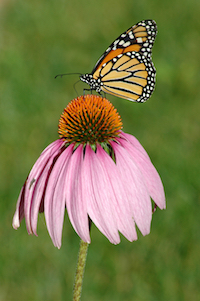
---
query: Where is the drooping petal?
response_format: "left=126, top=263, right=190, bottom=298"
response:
left=65, top=145, right=91, bottom=243
left=12, top=182, right=26, bottom=229
left=24, top=140, right=64, bottom=234
left=118, top=134, right=166, bottom=209
left=110, top=140, right=152, bottom=236
left=96, top=145, right=138, bottom=241
left=119, top=132, right=150, bottom=158
left=82, top=144, right=120, bottom=244
left=12, top=140, right=64, bottom=231
left=44, top=144, right=74, bottom=248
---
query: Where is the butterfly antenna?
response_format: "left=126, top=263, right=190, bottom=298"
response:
left=55, top=72, right=82, bottom=79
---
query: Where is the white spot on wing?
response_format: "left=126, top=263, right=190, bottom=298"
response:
left=136, top=37, right=143, bottom=43
left=123, top=41, right=131, bottom=47
left=118, top=40, right=125, bottom=45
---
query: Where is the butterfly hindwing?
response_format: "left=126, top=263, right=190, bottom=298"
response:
left=100, top=52, right=156, bottom=102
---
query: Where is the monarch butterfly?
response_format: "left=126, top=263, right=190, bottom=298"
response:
left=80, top=20, right=157, bottom=102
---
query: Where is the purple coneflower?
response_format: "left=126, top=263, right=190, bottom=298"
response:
left=13, top=94, right=165, bottom=249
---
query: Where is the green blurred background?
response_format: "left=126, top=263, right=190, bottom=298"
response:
left=1, top=0, right=200, bottom=300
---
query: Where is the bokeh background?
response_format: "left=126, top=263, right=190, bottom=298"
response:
left=1, top=0, right=200, bottom=300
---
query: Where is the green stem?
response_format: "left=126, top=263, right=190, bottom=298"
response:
left=73, top=239, right=89, bottom=301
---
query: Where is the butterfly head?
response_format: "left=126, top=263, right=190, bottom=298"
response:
left=80, top=74, right=102, bottom=93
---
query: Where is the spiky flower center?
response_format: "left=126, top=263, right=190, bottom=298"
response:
left=58, top=95, right=122, bottom=145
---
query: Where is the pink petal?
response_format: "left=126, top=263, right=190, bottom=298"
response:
left=119, top=132, right=150, bottom=158
left=24, top=140, right=64, bottom=234
left=118, top=134, right=166, bottom=209
left=12, top=140, right=63, bottom=231
left=12, top=183, right=26, bottom=229
left=44, top=144, right=74, bottom=248
left=82, top=145, right=120, bottom=244
left=96, top=145, right=138, bottom=241
left=64, top=145, right=91, bottom=243
left=110, top=140, right=152, bottom=236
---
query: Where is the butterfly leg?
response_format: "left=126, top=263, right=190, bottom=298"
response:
left=102, top=91, right=107, bottom=98
left=83, top=88, right=94, bottom=95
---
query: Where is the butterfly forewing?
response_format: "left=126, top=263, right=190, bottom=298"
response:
left=92, top=19, right=157, bottom=73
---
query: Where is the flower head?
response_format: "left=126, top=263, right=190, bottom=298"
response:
left=13, top=95, right=165, bottom=248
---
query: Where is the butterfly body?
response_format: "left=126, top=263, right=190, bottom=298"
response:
left=80, top=20, right=157, bottom=102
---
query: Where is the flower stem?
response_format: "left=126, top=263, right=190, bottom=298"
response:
left=73, top=239, right=89, bottom=301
